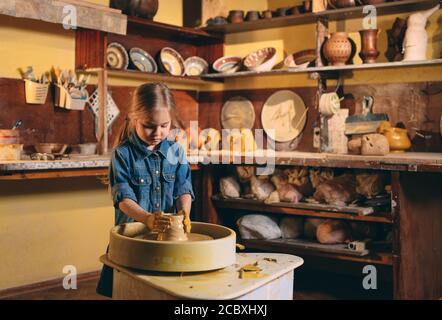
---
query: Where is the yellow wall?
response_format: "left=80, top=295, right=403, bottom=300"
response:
left=0, top=178, right=113, bottom=290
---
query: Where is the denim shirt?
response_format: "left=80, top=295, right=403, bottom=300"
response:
left=109, top=132, right=194, bottom=226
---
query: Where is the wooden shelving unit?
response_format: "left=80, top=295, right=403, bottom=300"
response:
left=212, top=196, right=392, bottom=224
left=241, top=239, right=393, bottom=266
left=202, top=0, right=439, bottom=34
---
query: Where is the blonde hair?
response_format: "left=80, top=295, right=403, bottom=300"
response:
left=114, top=83, right=184, bottom=148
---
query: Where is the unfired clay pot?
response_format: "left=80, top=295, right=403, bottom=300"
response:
left=359, top=29, right=380, bottom=64
left=323, top=32, right=353, bottom=66
left=157, top=214, right=188, bottom=241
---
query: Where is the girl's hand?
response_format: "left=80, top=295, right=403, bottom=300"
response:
left=144, top=212, right=171, bottom=232
left=178, top=210, right=191, bottom=233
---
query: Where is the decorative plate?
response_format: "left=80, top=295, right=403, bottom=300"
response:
left=261, top=90, right=307, bottom=142
left=159, top=47, right=185, bottom=76
left=221, top=96, right=255, bottom=130
left=129, top=48, right=158, bottom=73
left=213, top=56, right=242, bottom=74
left=184, top=56, right=209, bottom=76
left=107, top=42, right=129, bottom=70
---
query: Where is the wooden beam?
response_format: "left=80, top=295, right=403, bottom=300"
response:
left=0, top=0, right=127, bottom=35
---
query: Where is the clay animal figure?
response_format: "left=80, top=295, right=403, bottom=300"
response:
left=403, top=4, right=440, bottom=61
left=314, top=174, right=357, bottom=206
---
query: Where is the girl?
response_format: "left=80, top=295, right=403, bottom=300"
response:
left=96, top=83, right=194, bottom=297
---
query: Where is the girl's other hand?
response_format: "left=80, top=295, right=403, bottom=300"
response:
left=178, top=210, right=191, bottom=233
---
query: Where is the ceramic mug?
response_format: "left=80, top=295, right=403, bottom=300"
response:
left=319, top=92, right=341, bottom=116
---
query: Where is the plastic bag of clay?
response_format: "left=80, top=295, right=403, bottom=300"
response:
left=280, top=217, right=304, bottom=239
left=237, top=214, right=282, bottom=240
left=313, top=173, right=357, bottom=206
left=316, top=219, right=352, bottom=244
left=250, top=175, right=275, bottom=201
left=219, top=176, right=240, bottom=199
left=309, top=168, right=334, bottom=189
left=303, top=218, right=324, bottom=240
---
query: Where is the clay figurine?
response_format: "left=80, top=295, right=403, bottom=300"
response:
left=403, top=4, right=440, bottom=61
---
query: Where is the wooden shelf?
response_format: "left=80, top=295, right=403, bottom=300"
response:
left=81, top=68, right=216, bottom=86
left=201, top=59, right=442, bottom=79
left=127, top=17, right=222, bottom=44
left=212, top=196, right=392, bottom=224
left=0, top=168, right=109, bottom=181
left=196, top=150, right=442, bottom=172
left=241, top=239, right=393, bottom=266
left=202, top=0, right=439, bottom=34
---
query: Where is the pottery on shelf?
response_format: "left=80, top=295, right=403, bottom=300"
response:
left=379, top=122, right=412, bottom=153
left=129, top=0, right=159, bottom=20
left=260, top=10, right=273, bottom=19
left=213, top=56, right=242, bottom=74
left=359, top=29, right=380, bottom=64
left=245, top=11, right=260, bottom=21
left=328, top=0, right=356, bottom=9
left=243, top=47, right=277, bottom=72
left=110, top=0, right=131, bottom=15
left=403, top=4, right=440, bottom=61
left=158, top=47, right=185, bottom=76
left=184, top=56, right=209, bottom=76
left=322, top=32, right=353, bottom=66
left=228, top=10, right=244, bottom=24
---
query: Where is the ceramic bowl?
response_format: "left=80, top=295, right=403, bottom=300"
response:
left=213, top=56, right=242, bottom=74
left=158, top=47, right=185, bottom=76
left=284, top=49, right=316, bottom=68
left=206, top=16, right=228, bottom=26
left=244, top=47, right=277, bottom=72
left=34, top=143, right=68, bottom=155
left=78, top=143, right=98, bottom=155
left=107, top=42, right=129, bottom=70
left=129, top=47, right=158, bottom=73
left=184, top=56, right=209, bottom=76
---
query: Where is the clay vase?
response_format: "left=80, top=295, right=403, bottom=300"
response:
left=245, top=11, right=260, bottom=22
left=228, top=10, right=244, bottom=24
left=323, top=32, right=353, bottom=66
left=359, top=29, right=380, bottom=64
left=156, top=214, right=188, bottom=241
left=129, top=0, right=159, bottom=20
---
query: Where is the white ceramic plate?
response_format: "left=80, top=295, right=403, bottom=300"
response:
left=261, top=90, right=307, bottom=142
left=160, top=47, right=185, bottom=76
left=221, top=96, right=255, bottom=130
left=129, top=48, right=157, bottom=73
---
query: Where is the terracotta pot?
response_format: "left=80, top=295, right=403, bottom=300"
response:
left=328, top=0, right=356, bottom=9
left=129, top=0, right=159, bottom=20
left=323, top=32, right=353, bottom=66
left=228, top=10, right=244, bottom=23
left=245, top=11, right=260, bottom=21
left=260, top=10, right=273, bottom=19
left=359, top=29, right=380, bottom=64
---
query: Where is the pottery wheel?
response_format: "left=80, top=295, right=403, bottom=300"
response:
left=108, top=222, right=236, bottom=272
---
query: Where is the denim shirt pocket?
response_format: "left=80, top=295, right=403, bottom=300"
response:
left=130, top=172, right=152, bottom=209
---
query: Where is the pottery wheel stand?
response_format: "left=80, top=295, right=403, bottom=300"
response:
left=103, top=222, right=304, bottom=300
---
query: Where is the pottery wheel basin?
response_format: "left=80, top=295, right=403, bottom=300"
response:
left=108, top=222, right=236, bottom=272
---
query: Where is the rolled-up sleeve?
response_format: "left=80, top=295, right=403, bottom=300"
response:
left=109, top=149, right=137, bottom=208
left=173, top=146, right=195, bottom=201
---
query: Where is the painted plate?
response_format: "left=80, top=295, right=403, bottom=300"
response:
left=159, top=47, right=185, bottom=76
left=129, top=48, right=158, bottom=73
left=261, top=90, right=307, bottom=142
left=184, top=56, right=209, bottom=76
left=107, top=42, right=129, bottom=70
left=221, top=96, right=255, bottom=130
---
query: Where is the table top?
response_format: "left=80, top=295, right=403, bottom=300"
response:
left=101, top=252, right=304, bottom=300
